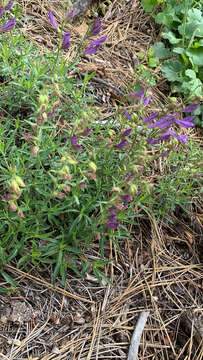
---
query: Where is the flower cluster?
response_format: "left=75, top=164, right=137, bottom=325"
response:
left=49, top=11, right=107, bottom=54
left=1, top=174, right=25, bottom=218
left=0, top=0, right=15, bottom=32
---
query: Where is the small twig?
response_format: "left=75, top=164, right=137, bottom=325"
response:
left=128, top=311, right=150, bottom=360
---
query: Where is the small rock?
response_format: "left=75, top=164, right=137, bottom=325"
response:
left=71, top=0, right=92, bottom=17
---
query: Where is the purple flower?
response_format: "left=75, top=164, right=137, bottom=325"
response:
left=123, top=172, right=134, bottom=180
left=182, top=104, right=200, bottom=113
left=143, top=112, right=159, bottom=124
left=79, top=181, right=86, bottom=188
left=161, top=150, right=171, bottom=158
left=0, top=6, right=4, bottom=17
left=123, top=110, right=131, bottom=120
left=66, top=9, right=75, bottom=21
left=108, top=214, right=118, bottom=222
left=0, top=17, right=15, bottom=31
left=81, top=128, right=92, bottom=136
left=143, top=95, right=151, bottom=106
left=84, top=36, right=107, bottom=55
left=130, top=88, right=145, bottom=103
left=175, top=115, right=195, bottom=128
left=49, top=11, right=57, bottom=30
left=5, top=0, right=13, bottom=10
left=147, top=137, right=159, bottom=144
left=70, top=135, right=78, bottom=145
left=72, top=144, right=83, bottom=151
left=90, top=18, right=102, bottom=36
left=122, top=194, right=131, bottom=203
left=62, top=32, right=71, bottom=49
left=109, top=206, right=117, bottom=214
left=106, top=221, right=120, bottom=230
left=122, top=128, right=132, bottom=137
left=115, top=139, right=128, bottom=149
left=169, top=130, right=188, bottom=144
left=148, top=115, right=175, bottom=129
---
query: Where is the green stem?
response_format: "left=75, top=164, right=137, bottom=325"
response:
left=182, top=0, right=189, bottom=48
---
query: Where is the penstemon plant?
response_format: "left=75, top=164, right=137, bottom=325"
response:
left=0, top=1, right=201, bottom=288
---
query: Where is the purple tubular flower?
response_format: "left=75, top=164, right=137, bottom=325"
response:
left=122, top=128, right=132, bottom=137
left=108, top=214, right=118, bottom=222
left=122, top=194, right=131, bottom=203
left=90, top=17, right=102, bottom=36
left=131, top=88, right=145, bottom=103
left=62, top=32, right=71, bottom=49
left=123, top=172, right=134, bottom=180
left=72, top=144, right=83, bottom=151
left=5, top=0, right=13, bottom=10
left=0, top=7, right=4, bottom=18
left=175, top=115, right=195, bottom=128
left=148, top=115, right=175, bottom=129
left=70, top=135, right=78, bottom=145
left=123, top=110, right=131, bottom=120
left=169, top=130, right=188, bottom=144
left=49, top=11, right=57, bottom=30
left=84, top=36, right=107, bottom=55
left=143, top=112, right=159, bottom=124
left=115, top=139, right=128, bottom=149
left=66, top=9, right=75, bottom=21
left=147, top=137, right=159, bottom=144
left=109, top=206, right=117, bottom=214
left=106, top=221, right=120, bottom=230
left=143, top=95, right=151, bottom=106
left=0, top=17, right=15, bottom=31
left=81, top=128, right=92, bottom=136
left=182, top=104, right=200, bottom=113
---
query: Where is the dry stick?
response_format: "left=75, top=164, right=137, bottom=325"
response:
left=128, top=311, right=150, bottom=360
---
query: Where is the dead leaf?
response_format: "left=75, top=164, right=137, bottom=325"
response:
left=74, top=22, right=88, bottom=36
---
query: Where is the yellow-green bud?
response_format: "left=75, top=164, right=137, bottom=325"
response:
left=66, top=155, right=77, bottom=165
left=10, top=180, right=20, bottom=194
left=88, top=162, right=97, bottom=173
left=112, top=187, right=121, bottom=192
left=129, top=184, right=137, bottom=194
left=108, top=130, right=115, bottom=137
left=15, top=176, right=25, bottom=187
left=39, top=94, right=49, bottom=106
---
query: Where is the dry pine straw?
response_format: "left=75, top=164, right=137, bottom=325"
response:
left=0, top=0, right=202, bottom=359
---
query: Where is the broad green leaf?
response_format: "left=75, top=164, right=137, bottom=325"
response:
left=162, top=60, right=183, bottom=81
left=185, top=69, right=196, bottom=79
left=141, top=0, right=159, bottom=13
left=173, top=47, right=185, bottom=54
left=154, top=5, right=175, bottom=26
left=153, top=42, right=171, bottom=58
left=187, top=8, right=202, bottom=24
left=148, top=57, right=159, bottom=67
left=162, top=30, right=181, bottom=44
left=186, top=47, right=203, bottom=66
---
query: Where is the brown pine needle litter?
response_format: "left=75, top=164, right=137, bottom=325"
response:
left=0, top=0, right=202, bottom=359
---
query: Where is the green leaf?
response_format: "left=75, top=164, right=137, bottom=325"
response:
left=0, top=271, right=17, bottom=287
left=148, top=58, right=159, bottom=67
left=141, top=0, right=159, bottom=13
left=186, top=47, right=203, bottom=66
left=154, top=5, right=175, bottom=26
left=153, top=42, right=171, bottom=59
left=162, top=60, right=183, bottom=81
left=173, top=47, right=185, bottom=54
left=185, top=69, right=196, bottom=79
left=162, top=30, right=181, bottom=44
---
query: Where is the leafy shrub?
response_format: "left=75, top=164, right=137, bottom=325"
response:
left=0, top=2, right=201, bottom=289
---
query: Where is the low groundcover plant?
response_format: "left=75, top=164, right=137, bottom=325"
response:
left=0, top=1, right=201, bottom=287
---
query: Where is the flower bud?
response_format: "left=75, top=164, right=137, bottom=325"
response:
left=88, top=162, right=97, bottom=173
left=9, top=202, right=17, bottom=212
left=112, top=187, right=121, bottom=192
left=31, top=146, right=39, bottom=155
left=61, top=184, right=71, bottom=192
left=15, top=176, right=25, bottom=187
left=10, top=180, right=20, bottom=195
left=66, top=155, right=78, bottom=165
left=18, top=209, right=24, bottom=218
left=129, top=184, right=137, bottom=194
left=39, top=94, right=49, bottom=107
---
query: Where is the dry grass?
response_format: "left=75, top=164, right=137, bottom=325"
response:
left=0, top=0, right=202, bottom=359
